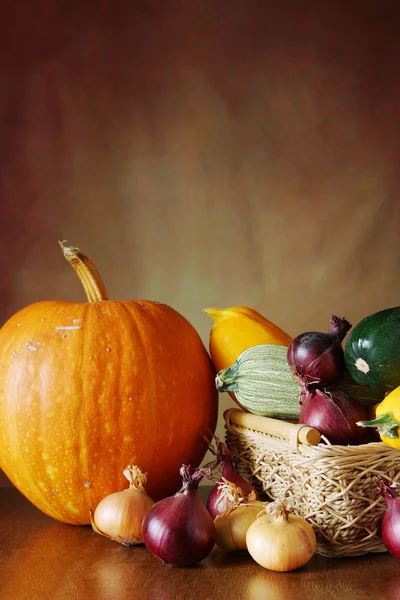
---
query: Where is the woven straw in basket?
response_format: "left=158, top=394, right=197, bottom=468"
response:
left=224, top=408, right=400, bottom=558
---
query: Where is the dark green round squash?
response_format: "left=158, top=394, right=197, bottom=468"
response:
left=344, top=306, right=400, bottom=393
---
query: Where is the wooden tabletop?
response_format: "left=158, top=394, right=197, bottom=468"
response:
left=1, top=487, right=399, bottom=600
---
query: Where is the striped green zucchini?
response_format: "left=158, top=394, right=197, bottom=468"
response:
left=215, top=344, right=384, bottom=420
left=215, top=344, right=301, bottom=419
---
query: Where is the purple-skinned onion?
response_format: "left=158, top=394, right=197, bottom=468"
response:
left=141, top=465, right=215, bottom=566
left=299, top=386, right=370, bottom=445
left=206, top=438, right=258, bottom=519
left=378, top=477, right=400, bottom=559
left=287, top=315, right=351, bottom=388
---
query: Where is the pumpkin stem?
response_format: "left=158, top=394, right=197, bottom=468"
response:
left=59, top=241, right=109, bottom=303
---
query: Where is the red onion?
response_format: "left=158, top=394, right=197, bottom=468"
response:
left=287, top=315, right=351, bottom=388
left=299, top=387, right=370, bottom=445
left=378, top=478, right=400, bottom=559
left=141, top=465, right=215, bottom=566
left=206, top=439, right=258, bottom=519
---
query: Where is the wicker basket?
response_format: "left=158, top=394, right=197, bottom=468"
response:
left=224, top=408, right=400, bottom=558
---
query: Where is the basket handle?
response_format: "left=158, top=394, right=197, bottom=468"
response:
left=224, top=408, right=321, bottom=447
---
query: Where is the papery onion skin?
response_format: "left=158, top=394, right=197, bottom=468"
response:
left=92, top=488, right=154, bottom=545
left=378, top=478, right=400, bottom=560
left=206, top=440, right=258, bottom=519
left=299, top=387, right=370, bottom=445
left=246, top=504, right=316, bottom=572
left=287, top=316, right=351, bottom=388
left=214, top=502, right=265, bottom=551
left=141, top=465, right=215, bottom=566
left=91, top=465, right=155, bottom=545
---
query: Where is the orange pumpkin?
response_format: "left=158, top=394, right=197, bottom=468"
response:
left=0, top=242, right=218, bottom=525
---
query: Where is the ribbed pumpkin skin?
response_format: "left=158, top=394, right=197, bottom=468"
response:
left=0, top=299, right=218, bottom=525
left=344, top=306, right=400, bottom=393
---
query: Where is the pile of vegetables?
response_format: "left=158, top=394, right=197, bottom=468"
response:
left=209, top=303, right=400, bottom=561
left=1, top=239, right=400, bottom=567
left=213, top=312, right=382, bottom=445
left=205, top=438, right=316, bottom=569
left=89, top=440, right=317, bottom=572
left=212, top=304, right=400, bottom=450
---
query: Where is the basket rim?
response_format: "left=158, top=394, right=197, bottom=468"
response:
left=225, top=422, right=400, bottom=465
left=224, top=408, right=397, bottom=458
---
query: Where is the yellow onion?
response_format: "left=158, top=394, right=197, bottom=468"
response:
left=91, top=465, right=154, bottom=545
left=246, top=502, right=316, bottom=571
left=215, top=502, right=266, bottom=551
left=213, top=479, right=266, bottom=551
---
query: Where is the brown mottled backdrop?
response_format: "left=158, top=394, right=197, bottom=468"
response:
left=1, top=0, right=400, bottom=486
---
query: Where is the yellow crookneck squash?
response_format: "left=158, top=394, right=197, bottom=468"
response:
left=204, top=306, right=292, bottom=373
left=204, top=305, right=291, bottom=410
left=0, top=242, right=218, bottom=525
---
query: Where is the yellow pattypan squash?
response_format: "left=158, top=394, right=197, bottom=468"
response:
left=358, top=386, right=400, bottom=449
